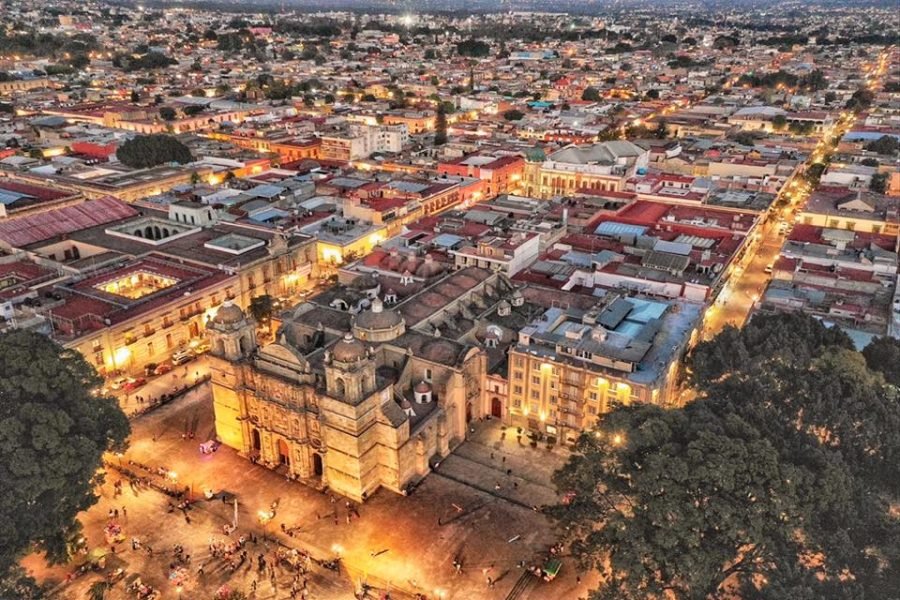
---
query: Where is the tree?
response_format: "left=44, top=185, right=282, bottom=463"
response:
left=0, top=331, right=129, bottom=579
left=503, top=109, right=525, bottom=121
left=863, top=336, right=900, bottom=386
left=690, top=313, right=853, bottom=391
left=864, top=135, right=899, bottom=156
left=554, top=316, right=900, bottom=600
left=653, top=118, right=669, bottom=139
left=870, top=172, right=888, bottom=193
left=581, top=86, right=602, bottom=102
left=772, top=114, right=788, bottom=130
left=88, top=580, right=111, bottom=600
left=249, top=295, right=274, bottom=329
left=551, top=401, right=806, bottom=599
left=130, top=89, right=140, bottom=103
left=456, top=39, right=490, bottom=58
left=116, top=134, right=193, bottom=169
left=434, top=104, right=448, bottom=146
left=158, top=106, right=176, bottom=121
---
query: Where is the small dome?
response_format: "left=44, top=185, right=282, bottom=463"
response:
left=355, top=297, right=403, bottom=331
left=212, top=301, right=245, bottom=325
left=415, top=380, right=431, bottom=393
left=349, top=274, right=379, bottom=291
left=415, top=254, right=445, bottom=278
left=332, top=332, right=367, bottom=363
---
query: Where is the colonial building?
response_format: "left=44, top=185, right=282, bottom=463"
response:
left=208, top=267, right=516, bottom=502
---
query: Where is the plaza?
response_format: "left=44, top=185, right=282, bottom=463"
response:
left=26, top=388, right=594, bottom=600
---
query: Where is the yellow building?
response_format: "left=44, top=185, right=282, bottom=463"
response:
left=208, top=294, right=487, bottom=502
left=506, top=296, right=701, bottom=443
left=523, top=141, right=650, bottom=199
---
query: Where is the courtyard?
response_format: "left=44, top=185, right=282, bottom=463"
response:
left=25, top=388, right=596, bottom=600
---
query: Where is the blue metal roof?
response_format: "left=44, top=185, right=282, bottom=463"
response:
left=433, top=233, right=465, bottom=248
left=594, top=221, right=648, bottom=237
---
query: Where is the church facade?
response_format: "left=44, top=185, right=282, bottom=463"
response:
left=207, top=267, right=514, bottom=502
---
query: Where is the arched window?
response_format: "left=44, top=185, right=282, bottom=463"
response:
left=335, top=377, right=346, bottom=397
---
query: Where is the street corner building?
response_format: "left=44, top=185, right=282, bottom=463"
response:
left=206, top=268, right=519, bottom=502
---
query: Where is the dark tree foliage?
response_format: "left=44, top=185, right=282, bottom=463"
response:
left=690, top=313, right=853, bottom=389
left=248, top=295, right=273, bottom=324
left=581, top=86, right=602, bottom=102
left=552, top=313, right=900, bottom=600
left=112, top=51, right=176, bottom=72
left=0, top=331, right=129, bottom=578
left=863, top=336, right=900, bottom=386
left=864, top=135, right=900, bottom=156
left=503, top=109, right=525, bottom=121
left=116, top=134, right=193, bottom=169
left=434, top=104, right=448, bottom=146
left=870, top=172, right=888, bottom=194
left=456, top=39, right=490, bottom=58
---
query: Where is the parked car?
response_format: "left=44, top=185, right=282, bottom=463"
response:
left=193, top=342, right=211, bottom=355
left=153, top=362, right=173, bottom=375
left=122, top=377, right=147, bottom=392
left=764, top=264, right=774, bottom=274
left=109, top=376, right=129, bottom=391
left=171, top=348, right=195, bottom=366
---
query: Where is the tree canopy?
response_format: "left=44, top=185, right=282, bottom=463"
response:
left=0, top=330, right=129, bottom=580
left=116, top=134, right=193, bottom=169
left=864, top=135, right=899, bottom=156
left=456, top=38, right=490, bottom=58
left=552, top=314, right=899, bottom=599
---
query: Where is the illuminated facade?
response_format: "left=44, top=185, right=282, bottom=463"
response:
left=506, top=295, right=701, bottom=443
left=523, top=141, right=650, bottom=199
left=208, top=295, right=487, bottom=502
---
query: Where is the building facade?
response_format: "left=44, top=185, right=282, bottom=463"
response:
left=208, top=291, right=489, bottom=502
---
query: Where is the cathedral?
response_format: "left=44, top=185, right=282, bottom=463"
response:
left=207, top=267, right=516, bottom=502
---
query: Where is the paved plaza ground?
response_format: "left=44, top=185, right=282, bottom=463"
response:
left=25, top=387, right=598, bottom=600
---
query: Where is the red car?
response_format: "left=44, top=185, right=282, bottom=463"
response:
left=153, top=362, right=173, bottom=376
left=122, top=377, right=147, bottom=392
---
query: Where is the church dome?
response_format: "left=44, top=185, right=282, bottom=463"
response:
left=212, top=301, right=245, bottom=326
left=355, top=297, right=403, bottom=331
left=415, top=380, right=432, bottom=394
left=414, top=254, right=445, bottom=279
left=332, top=332, right=367, bottom=363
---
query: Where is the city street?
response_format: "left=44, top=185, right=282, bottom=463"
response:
left=25, top=389, right=594, bottom=600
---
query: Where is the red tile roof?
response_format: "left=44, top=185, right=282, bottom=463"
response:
left=0, top=196, right=138, bottom=248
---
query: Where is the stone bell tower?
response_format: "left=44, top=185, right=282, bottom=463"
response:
left=324, top=332, right=376, bottom=404
left=207, top=300, right=257, bottom=361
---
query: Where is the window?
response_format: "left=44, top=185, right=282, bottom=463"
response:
left=513, top=385, right=523, bottom=395
left=530, top=390, right=540, bottom=400
left=549, top=395, right=557, bottom=404
left=425, top=368, right=433, bottom=382
left=531, top=375, right=541, bottom=385
left=588, top=406, right=598, bottom=415
left=513, top=399, right=521, bottom=408
left=513, top=370, right=523, bottom=381
left=589, top=392, right=598, bottom=401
